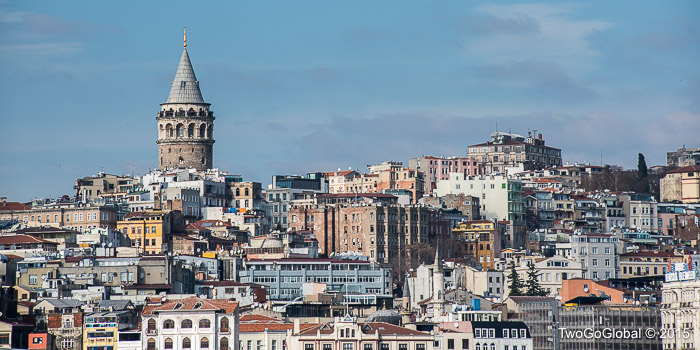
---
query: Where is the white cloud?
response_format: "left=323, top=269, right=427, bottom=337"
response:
left=463, top=3, right=613, bottom=75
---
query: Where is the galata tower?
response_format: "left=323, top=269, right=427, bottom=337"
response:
left=156, top=28, right=214, bottom=171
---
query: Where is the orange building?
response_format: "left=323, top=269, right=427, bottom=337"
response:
left=559, top=278, right=627, bottom=304
left=451, top=220, right=501, bottom=270
left=118, top=210, right=180, bottom=255
left=28, top=333, right=48, bottom=350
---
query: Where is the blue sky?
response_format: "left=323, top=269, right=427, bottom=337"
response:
left=1, top=1, right=699, bottom=201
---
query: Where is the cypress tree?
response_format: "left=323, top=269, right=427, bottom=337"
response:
left=507, top=260, right=523, bottom=296
left=525, top=261, right=546, bottom=296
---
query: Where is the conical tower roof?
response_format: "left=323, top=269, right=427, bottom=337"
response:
left=166, top=48, right=205, bottom=104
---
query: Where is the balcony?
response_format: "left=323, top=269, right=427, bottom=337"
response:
left=146, top=328, right=157, bottom=335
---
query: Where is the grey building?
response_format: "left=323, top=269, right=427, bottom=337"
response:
left=570, top=233, right=619, bottom=281
left=238, top=258, right=392, bottom=301
left=558, top=303, right=661, bottom=350
left=506, top=296, right=559, bottom=350
left=265, top=173, right=328, bottom=229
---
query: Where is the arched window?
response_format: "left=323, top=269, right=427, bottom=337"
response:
left=199, top=319, right=211, bottom=328
left=183, top=337, right=191, bottom=349
left=199, top=124, right=206, bottom=138
left=188, top=123, right=195, bottom=137
left=163, top=319, right=174, bottom=329
left=166, top=124, right=173, bottom=137
left=178, top=157, right=184, bottom=166
left=147, top=319, right=156, bottom=332
left=176, top=124, right=184, bottom=137
left=235, top=188, right=240, bottom=197
left=245, top=188, right=249, bottom=196
left=200, top=337, right=209, bottom=349
left=147, top=339, right=156, bottom=350
left=165, top=338, right=173, bottom=349
left=220, top=337, right=229, bottom=350
left=207, top=125, right=213, bottom=139
left=220, top=317, right=229, bottom=332
left=181, top=319, right=192, bottom=328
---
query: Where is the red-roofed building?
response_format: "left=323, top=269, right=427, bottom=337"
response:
left=141, top=296, right=239, bottom=350
left=288, top=316, right=432, bottom=350
left=239, top=316, right=317, bottom=350
left=0, top=234, right=58, bottom=257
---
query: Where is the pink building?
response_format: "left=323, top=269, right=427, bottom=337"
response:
left=409, top=156, right=481, bottom=191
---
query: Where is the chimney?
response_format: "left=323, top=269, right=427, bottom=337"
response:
left=293, top=319, right=300, bottom=334
left=538, top=133, right=542, bottom=140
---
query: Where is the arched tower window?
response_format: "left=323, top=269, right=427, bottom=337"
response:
left=220, top=337, right=229, bottom=350
left=176, top=124, right=184, bottom=137
left=166, top=124, right=173, bottom=137
left=199, top=124, right=206, bottom=138
left=207, top=125, right=213, bottom=139
left=188, top=123, right=195, bottom=137
left=179, top=157, right=184, bottom=166
left=235, top=188, right=240, bottom=197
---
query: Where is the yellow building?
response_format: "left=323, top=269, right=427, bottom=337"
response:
left=117, top=211, right=172, bottom=255
left=661, top=165, right=700, bottom=203
left=83, top=311, right=135, bottom=350
left=452, top=220, right=501, bottom=270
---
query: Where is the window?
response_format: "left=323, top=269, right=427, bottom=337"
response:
left=165, top=338, right=173, bottom=349
left=381, top=344, right=390, bottom=350
left=181, top=319, right=192, bottom=328
left=324, top=345, right=332, bottom=350
left=364, top=344, right=373, bottom=350
left=163, top=319, right=174, bottom=329
left=605, top=247, right=610, bottom=254
left=201, top=338, right=209, bottom=349
left=462, top=340, right=469, bottom=350
left=220, top=317, right=229, bottom=331
left=62, top=339, right=75, bottom=349
left=448, top=339, right=455, bottom=349
left=272, top=340, right=278, bottom=350
left=520, top=329, right=526, bottom=338
left=220, top=337, right=229, bottom=350
left=343, top=344, right=354, bottom=350
left=306, top=345, right=315, bottom=350
left=257, top=340, right=262, bottom=350
left=29, top=274, right=38, bottom=284
left=183, top=338, right=191, bottom=349
left=32, top=337, right=43, bottom=344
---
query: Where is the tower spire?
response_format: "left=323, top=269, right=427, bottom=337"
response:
left=184, top=26, right=187, bottom=48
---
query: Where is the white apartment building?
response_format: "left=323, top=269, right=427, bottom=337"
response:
left=661, top=263, right=700, bottom=350
left=435, top=174, right=524, bottom=223
left=141, top=296, right=239, bottom=350
left=515, top=256, right=582, bottom=297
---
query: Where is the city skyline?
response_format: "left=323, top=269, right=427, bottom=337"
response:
left=2, top=1, right=699, bottom=201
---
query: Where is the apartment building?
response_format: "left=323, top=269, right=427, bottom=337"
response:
left=570, top=233, right=619, bottom=281
left=288, top=203, right=447, bottom=263
left=3, top=205, right=118, bottom=231
left=238, top=258, right=391, bottom=301
left=451, top=221, right=501, bottom=270
left=408, top=156, right=481, bottom=191
left=620, top=193, right=658, bottom=233
left=661, top=165, right=700, bottom=203
left=619, top=251, right=683, bottom=278
left=467, top=131, right=562, bottom=174
left=661, top=262, right=700, bottom=350
left=75, top=172, right=137, bottom=201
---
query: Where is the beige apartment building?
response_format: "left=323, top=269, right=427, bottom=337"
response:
left=288, top=203, right=448, bottom=263
left=468, top=131, right=562, bottom=174
left=326, top=162, right=426, bottom=203
left=1, top=206, right=118, bottom=231
left=661, top=165, right=700, bottom=203
left=75, top=173, right=137, bottom=201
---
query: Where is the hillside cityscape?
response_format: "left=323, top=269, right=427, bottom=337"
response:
left=1, top=4, right=700, bottom=350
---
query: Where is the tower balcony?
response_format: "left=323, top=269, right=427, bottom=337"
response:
left=158, top=110, right=214, bottom=118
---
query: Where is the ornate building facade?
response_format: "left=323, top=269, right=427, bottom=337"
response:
left=157, top=29, right=215, bottom=171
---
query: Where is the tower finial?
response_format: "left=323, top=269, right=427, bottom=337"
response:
left=184, top=26, right=187, bottom=48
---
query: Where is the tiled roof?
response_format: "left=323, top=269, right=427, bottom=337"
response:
left=142, top=296, right=238, bottom=315
left=240, top=322, right=317, bottom=333
left=0, top=234, right=55, bottom=245
left=667, top=165, right=700, bottom=174
left=299, top=322, right=429, bottom=336
left=240, top=314, right=281, bottom=322
left=186, top=220, right=231, bottom=230
left=0, top=201, right=30, bottom=211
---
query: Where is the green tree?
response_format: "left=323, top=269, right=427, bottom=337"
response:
left=637, top=153, right=648, bottom=179
left=525, top=261, right=546, bottom=296
left=507, top=261, right=523, bottom=296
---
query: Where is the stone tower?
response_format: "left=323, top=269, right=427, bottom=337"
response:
left=156, top=28, right=214, bottom=171
left=432, top=241, right=445, bottom=316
